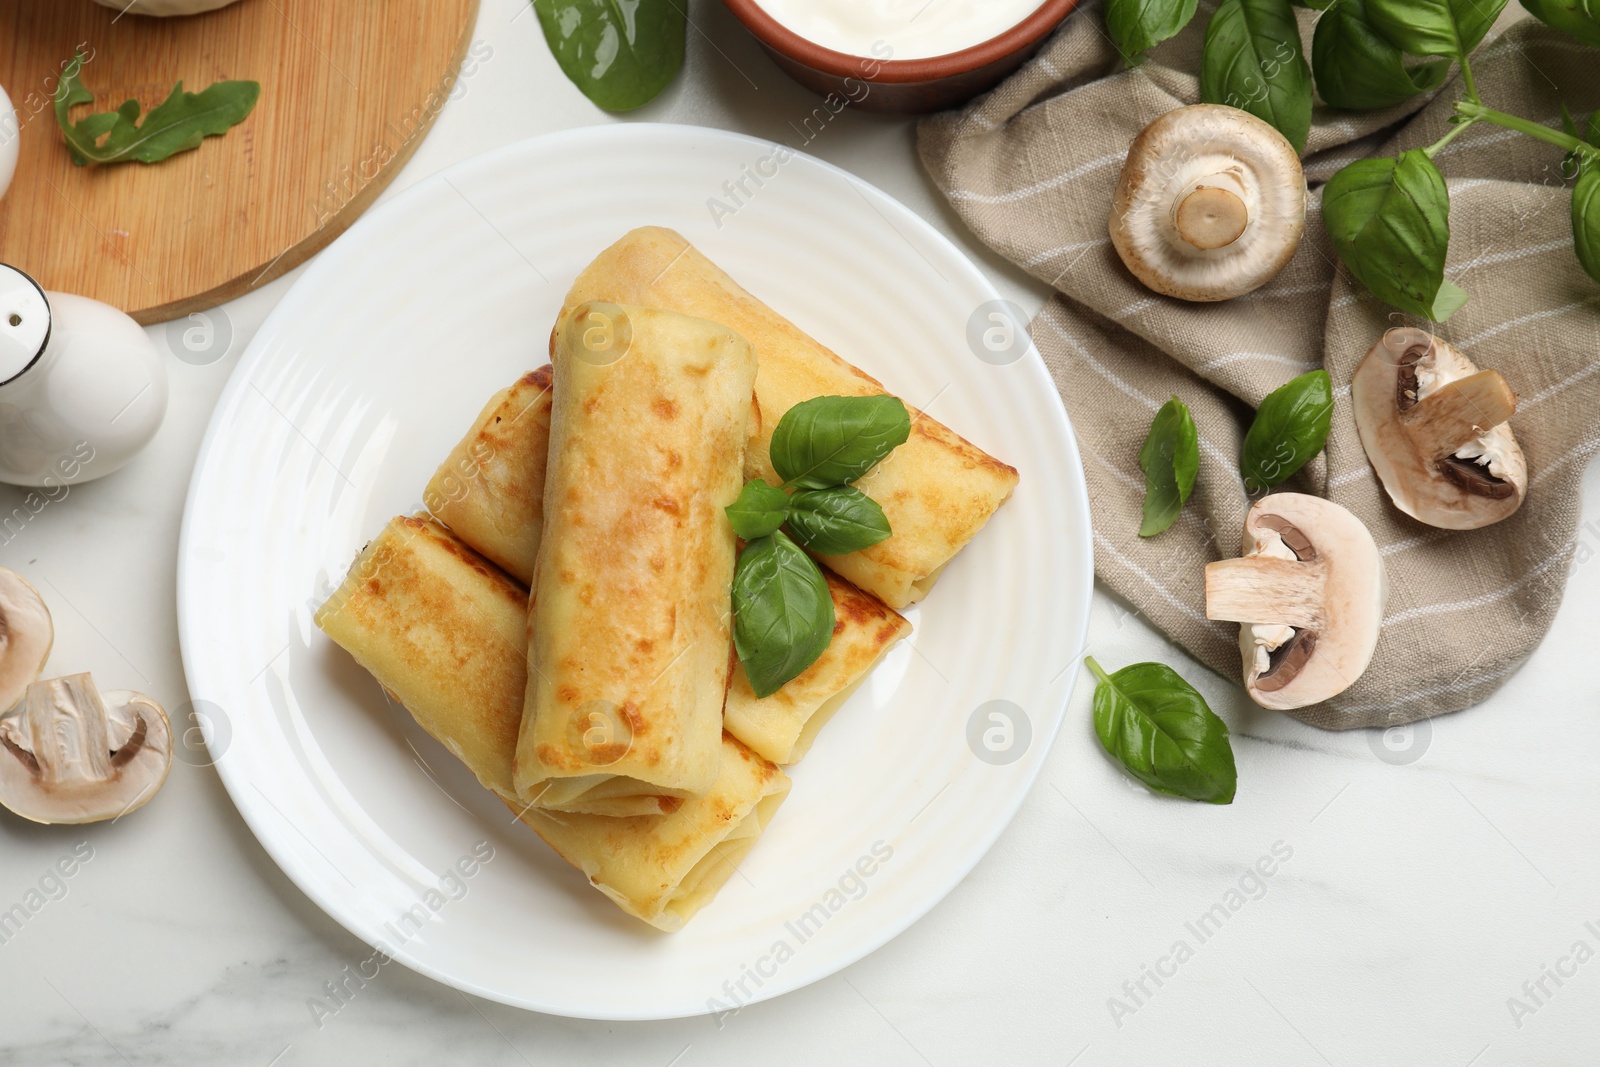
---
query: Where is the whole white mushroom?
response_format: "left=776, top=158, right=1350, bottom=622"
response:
left=1109, top=104, right=1307, bottom=301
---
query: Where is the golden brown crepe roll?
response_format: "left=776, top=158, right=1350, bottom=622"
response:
left=514, top=303, right=758, bottom=815
left=427, top=370, right=915, bottom=765
left=503, top=737, right=789, bottom=931
left=315, top=515, right=527, bottom=797
left=562, top=226, right=1020, bottom=610
left=314, top=517, right=789, bottom=931
left=425, top=367, right=552, bottom=584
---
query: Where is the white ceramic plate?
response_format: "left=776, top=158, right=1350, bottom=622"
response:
left=178, top=124, right=1092, bottom=1020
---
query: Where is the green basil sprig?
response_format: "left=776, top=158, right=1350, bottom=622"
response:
left=53, top=53, right=259, bottom=167
left=1367, top=0, right=1508, bottom=60
left=1106, top=0, right=1200, bottom=62
left=532, top=0, right=686, bottom=112
left=1520, top=0, right=1600, bottom=48
left=1088, top=657, right=1238, bottom=804
left=770, top=395, right=911, bottom=489
left=728, top=395, right=909, bottom=697
left=1323, top=150, right=1469, bottom=320
left=785, top=487, right=892, bottom=555
left=1138, top=396, right=1199, bottom=537
left=732, top=532, right=834, bottom=699
left=1199, top=0, right=1313, bottom=151
left=1240, top=369, right=1333, bottom=494
left=1312, top=0, right=1449, bottom=109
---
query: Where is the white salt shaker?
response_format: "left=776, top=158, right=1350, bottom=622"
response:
left=0, top=265, right=168, bottom=486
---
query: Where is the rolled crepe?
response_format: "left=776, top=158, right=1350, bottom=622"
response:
left=562, top=226, right=1021, bottom=610
left=425, top=366, right=552, bottom=584
left=514, top=302, right=758, bottom=814
left=315, top=516, right=790, bottom=931
left=429, top=368, right=914, bottom=764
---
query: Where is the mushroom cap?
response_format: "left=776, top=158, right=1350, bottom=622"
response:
left=1109, top=104, right=1307, bottom=302
left=1352, top=328, right=1526, bottom=530
left=1217, top=494, right=1386, bottom=711
left=0, top=674, right=171, bottom=824
left=0, top=567, right=53, bottom=712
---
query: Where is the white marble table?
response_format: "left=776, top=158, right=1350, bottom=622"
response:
left=3, top=2, right=1597, bottom=1063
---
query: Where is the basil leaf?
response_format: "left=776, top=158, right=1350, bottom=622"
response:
left=769, top=395, right=911, bottom=490
left=1312, top=0, right=1450, bottom=110
left=53, top=53, right=259, bottom=167
left=1239, top=369, right=1332, bottom=493
left=1106, top=0, right=1200, bottom=62
left=785, top=486, right=893, bottom=555
left=1323, top=150, right=1468, bottom=320
left=731, top=532, right=835, bottom=699
left=1088, top=657, right=1237, bottom=804
left=1574, top=167, right=1600, bottom=284
left=1366, top=0, right=1509, bottom=58
left=1518, top=0, right=1600, bottom=47
left=726, top=480, right=790, bottom=541
left=1138, top=396, right=1199, bottom=537
left=532, top=0, right=687, bottom=112
left=1199, top=0, right=1313, bottom=152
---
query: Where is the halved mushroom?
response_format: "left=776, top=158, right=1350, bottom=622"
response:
left=0, top=673, right=172, bottom=823
left=0, top=568, right=52, bottom=712
left=1351, top=328, right=1526, bottom=530
left=1109, top=104, right=1307, bottom=301
left=1205, top=494, right=1385, bottom=710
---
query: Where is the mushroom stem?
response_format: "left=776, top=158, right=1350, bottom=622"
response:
left=1406, top=369, right=1518, bottom=459
left=1174, top=185, right=1249, bottom=250
left=21, top=675, right=116, bottom=784
left=1204, top=556, right=1326, bottom=628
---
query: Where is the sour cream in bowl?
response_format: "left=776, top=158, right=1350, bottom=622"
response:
left=723, top=0, right=1078, bottom=114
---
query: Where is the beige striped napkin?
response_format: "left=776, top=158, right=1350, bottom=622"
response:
left=919, top=10, right=1600, bottom=728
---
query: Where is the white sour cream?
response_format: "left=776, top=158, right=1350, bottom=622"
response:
left=754, top=0, right=1050, bottom=61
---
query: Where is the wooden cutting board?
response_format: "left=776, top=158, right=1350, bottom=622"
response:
left=0, top=0, right=480, bottom=323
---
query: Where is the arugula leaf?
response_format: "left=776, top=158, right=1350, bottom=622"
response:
left=726, top=480, right=790, bottom=541
left=1239, top=370, right=1333, bottom=493
left=1518, top=0, right=1600, bottom=48
left=1106, top=0, right=1200, bottom=63
left=532, top=0, right=687, bottom=112
left=1366, top=0, right=1509, bottom=58
left=1199, top=0, right=1313, bottom=151
left=769, top=395, right=911, bottom=489
left=1323, top=150, right=1468, bottom=320
left=785, top=486, right=893, bottom=555
left=731, top=532, right=835, bottom=698
left=1138, top=396, right=1199, bottom=537
left=53, top=54, right=259, bottom=167
left=1312, top=0, right=1450, bottom=110
left=1088, top=657, right=1237, bottom=804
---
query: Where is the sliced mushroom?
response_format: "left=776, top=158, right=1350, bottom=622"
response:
left=1205, top=494, right=1385, bottom=710
left=0, top=674, right=171, bottom=824
left=0, top=568, right=52, bottom=712
left=1351, top=328, right=1526, bottom=530
left=1109, top=104, right=1307, bottom=301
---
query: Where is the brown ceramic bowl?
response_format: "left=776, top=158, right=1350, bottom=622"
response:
left=722, top=0, right=1079, bottom=115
